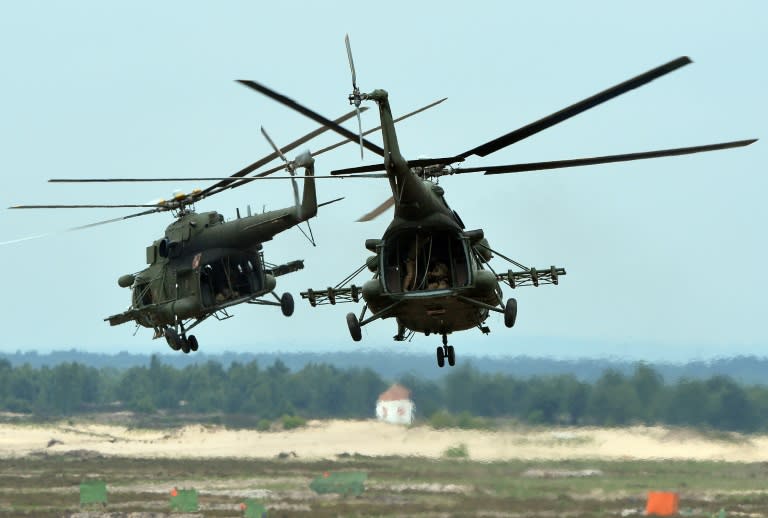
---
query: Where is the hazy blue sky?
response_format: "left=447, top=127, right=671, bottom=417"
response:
left=0, top=1, right=765, bottom=360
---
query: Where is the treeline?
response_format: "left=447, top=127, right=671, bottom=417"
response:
left=5, top=351, right=768, bottom=384
left=0, top=357, right=766, bottom=432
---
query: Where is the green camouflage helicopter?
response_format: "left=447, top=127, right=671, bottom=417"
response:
left=9, top=87, right=445, bottom=353
left=239, top=37, right=756, bottom=367
left=12, top=138, right=320, bottom=353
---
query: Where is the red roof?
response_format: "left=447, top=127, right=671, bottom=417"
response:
left=378, top=383, right=411, bottom=402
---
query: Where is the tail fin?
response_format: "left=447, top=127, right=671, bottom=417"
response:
left=294, top=150, right=316, bottom=221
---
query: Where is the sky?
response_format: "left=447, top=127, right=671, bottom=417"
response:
left=0, top=1, right=765, bottom=361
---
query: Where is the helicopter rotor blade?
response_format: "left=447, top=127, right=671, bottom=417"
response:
left=454, top=56, right=693, bottom=160
left=345, top=34, right=358, bottom=91
left=0, top=207, right=163, bottom=246
left=200, top=105, right=368, bottom=197
left=9, top=203, right=163, bottom=209
left=236, top=80, right=385, bottom=157
left=355, top=106, right=364, bottom=159
left=450, top=139, right=757, bottom=175
left=48, top=97, right=448, bottom=186
left=357, top=196, right=395, bottom=222
left=260, top=126, right=300, bottom=209
left=260, top=126, right=290, bottom=167
left=318, top=196, right=345, bottom=209
left=210, top=98, right=445, bottom=188
left=345, top=33, right=365, bottom=159
left=331, top=156, right=459, bottom=175
left=315, top=97, right=447, bottom=161
left=49, top=174, right=388, bottom=182
left=332, top=164, right=386, bottom=175
left=0, top=233, right=51, bottom=246
left=67, top=209, right=163, bottom=229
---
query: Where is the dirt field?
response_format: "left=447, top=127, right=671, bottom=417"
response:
left=1, top=420, right=767, bottom=517
left=1, top=419, right=766, bottom=462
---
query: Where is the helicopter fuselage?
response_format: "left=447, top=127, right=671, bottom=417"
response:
left=106, top=161, right=318, bottom=345
left=352, top=90, right=503, bottom=335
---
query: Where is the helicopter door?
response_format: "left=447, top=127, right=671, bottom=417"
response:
left=232, top=258, right=257, bottom=296
left=450, top=237, right=470, bottom=288
left=200, top=266, right=214, bottom=307
left=424, top=233, right=469, bottom=290
left=384, top=231, right=470, bottom=292
left=200, top=253, right=263, bottom=308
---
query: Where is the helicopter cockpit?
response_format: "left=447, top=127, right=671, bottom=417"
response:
left=382, top=230, right=470, bottom=293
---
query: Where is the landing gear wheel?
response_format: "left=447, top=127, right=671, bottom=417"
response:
left=446, top=345, right=456, bottom=366
left=187, top=335, right=199, bottom=352
left=346, top=312, right=362, bottom=342
left=504, top=298, right=517, bottom=328
left=164, top=328, right=181, bottom=351
left=280, top=292, right=295, bottom=317
left=180, top=338, right=191, bottom=354
left=436, top=346, right=446, bottom=368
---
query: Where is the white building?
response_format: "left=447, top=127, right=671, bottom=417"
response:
left=375, top=384, right=414, bottom=425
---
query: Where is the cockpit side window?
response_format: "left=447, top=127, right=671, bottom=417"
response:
left=133, top=283, right=153, bottom=306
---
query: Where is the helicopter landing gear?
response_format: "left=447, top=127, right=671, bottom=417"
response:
left=393, top=321, right=407, bottom=341
left=436, top=334, right=456, bottom=368
left=164, top=327, right=199, bottom=353
left=280, top=292, right=294, bottom=317
left=164, top=328, right=181, bottom=351
left=436, top=345, right=456, bottom=367
left=504, top=297, right=517, bottom=328
left=178, top=334, right=199, bottom=354
left=346, top=312, right=362, bottom=342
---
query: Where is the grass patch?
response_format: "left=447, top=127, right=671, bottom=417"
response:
left=1, top=454, right=768, bottom=516
left=443, top=443, right=469, bottom=459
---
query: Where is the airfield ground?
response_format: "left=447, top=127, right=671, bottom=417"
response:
left=0, top=419, right=766, bottom=516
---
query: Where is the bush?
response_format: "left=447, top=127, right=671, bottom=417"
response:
left=429, top=410, right=492, bottom=430
left=456, top=411, right=491, bottom=430
left=130, top=396, right=156, bottom=414
left=282, top=415, right=306, bottom=430
left=429, top=410, right=455, bottom=429
left=256, top=418, right=271, bottom=431
left=443, top=443, right=469, bottom=459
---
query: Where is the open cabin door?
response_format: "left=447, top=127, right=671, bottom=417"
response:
left=199, top=251, right=265, bottom=308
left=382, top=230, right=470, bottom=293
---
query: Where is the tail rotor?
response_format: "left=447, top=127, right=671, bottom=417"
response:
left=260, top=126, right=301, bottom=210
left=345, top=33, right=365, bottom=159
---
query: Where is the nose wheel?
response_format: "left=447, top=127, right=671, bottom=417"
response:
left=436, top=334, right=456, bottom=367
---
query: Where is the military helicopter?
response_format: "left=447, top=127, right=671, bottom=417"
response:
left=11, top=140, right=320, bottom=353
left=237, top=37, right=756, bottom=367
left=8, top=84, right=445, bottom=353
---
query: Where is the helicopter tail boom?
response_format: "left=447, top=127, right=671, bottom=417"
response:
left=295, top=151, right=317, bottom=221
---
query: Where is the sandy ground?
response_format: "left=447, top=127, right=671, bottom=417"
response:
left=0, top=420, right=764, bottom=462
